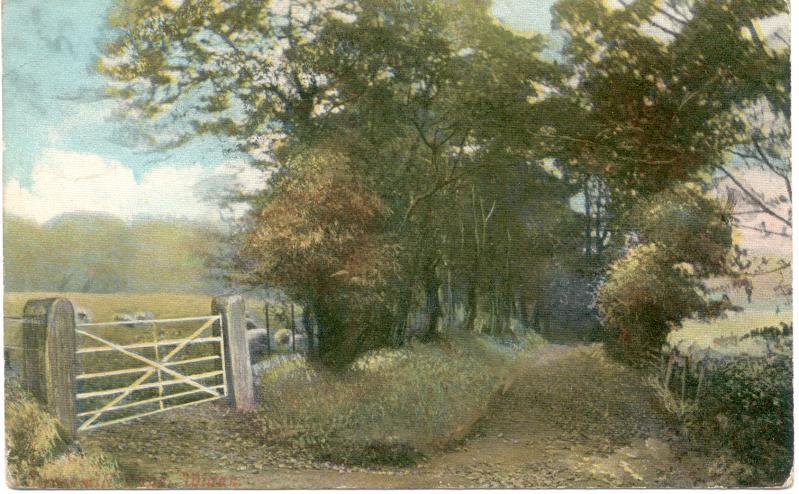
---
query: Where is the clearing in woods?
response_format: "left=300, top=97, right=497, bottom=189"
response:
left=78, top=344, right=719, bottom=488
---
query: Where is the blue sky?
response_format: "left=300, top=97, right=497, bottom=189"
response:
left=2, top=0, right=242, bottom=188
left=2, top=0, right=556, bottom=188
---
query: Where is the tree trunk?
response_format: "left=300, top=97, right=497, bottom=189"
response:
left=595, top=188, right=604, bottom=265
left=302, top=305, right=314, bottom=356
left=421, top=261, right=441, bottom=342
left=584, top=178, right=593, bottom=263
left=464, top=277, right=478, bottom=332
left=518, top=292, right=530, bottom=329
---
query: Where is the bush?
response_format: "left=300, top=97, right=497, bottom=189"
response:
left=5, top=382, right=122, bottom=488
left=5, top=384, right=65, bottom=486
left=597, top=187, right=734, bottom=359
left=648, top=326, right=792, bottom=486
left=255, top=333, right=532, bottom=466
left=697, top=353, right=792, bottom=485
left=597, top=244, right=709, bottom=358
left=242, top=149, right=401, bottom=370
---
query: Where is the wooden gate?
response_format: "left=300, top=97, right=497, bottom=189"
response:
left=19, top=296, right=255, bottom=438
left=74, top=316, right=227, bottom=431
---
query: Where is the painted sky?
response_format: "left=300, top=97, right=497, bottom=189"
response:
left=0, top=0, right=556, bottom=224
left=0, top=0, right=791, bottom=255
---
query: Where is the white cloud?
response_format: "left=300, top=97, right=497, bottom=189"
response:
left=3, top=149, right=269, bottom=225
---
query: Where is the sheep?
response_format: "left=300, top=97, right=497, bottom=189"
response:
left=74, top=306, right=93, bottom=324
left=135, top=311, right=155, bottom=321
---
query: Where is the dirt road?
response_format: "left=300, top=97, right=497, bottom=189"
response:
left=79, top=344, right=717, bottom=488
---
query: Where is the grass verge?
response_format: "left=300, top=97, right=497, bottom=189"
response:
left=255, top=331, right=544, bottom=467
left=5, top=381, right=122, bottom=488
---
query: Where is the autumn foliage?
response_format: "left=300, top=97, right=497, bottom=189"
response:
left=243, top=150, right=399, bottom=369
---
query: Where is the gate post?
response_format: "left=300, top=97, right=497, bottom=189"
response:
left=212, top=295, right=255, bottom=412
left=22, top=298, right=77, bottom=439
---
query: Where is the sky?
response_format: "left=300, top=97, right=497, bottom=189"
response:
left=0, top=0, right=791, bottom=255
left=0, top=0, right=557, bottom=226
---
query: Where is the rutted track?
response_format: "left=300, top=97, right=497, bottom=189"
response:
left=79, top=344, right=718, bottom=488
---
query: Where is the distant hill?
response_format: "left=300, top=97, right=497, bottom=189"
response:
left=4, top=213, right=226, bottom=293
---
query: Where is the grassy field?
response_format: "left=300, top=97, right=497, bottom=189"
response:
left=3, top=292, right=294, bottom=344
left=667, top=269, right=792, bottom=353
left=670, top=308, right=792, bottom=351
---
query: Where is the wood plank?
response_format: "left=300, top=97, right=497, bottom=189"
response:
left=76, top=370, right=223, bottom=399
left=76, top=355, right=220, bottom=380
left=76, top=336, right=221, bottom=354
left=76, top=315, right=221, bottom=328
left=76, top=385, right=226, bottom=416
left=79, top=395, right=222, bottom=431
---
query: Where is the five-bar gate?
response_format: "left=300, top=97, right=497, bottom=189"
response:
left=18, top=295, right=255, bottom=438
left=75, top=315, right=226, bottom=431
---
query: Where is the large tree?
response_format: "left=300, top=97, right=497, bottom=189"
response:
left=100, top=0, right=574, bottom=366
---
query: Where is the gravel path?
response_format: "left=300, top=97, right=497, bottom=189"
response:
left=78, top=344, right=718, bottom=488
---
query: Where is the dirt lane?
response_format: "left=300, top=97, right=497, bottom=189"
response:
left=79, top=344, right=717, bottom=488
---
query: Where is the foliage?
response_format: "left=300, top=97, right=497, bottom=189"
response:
left=98, top=0, right=583, bottom=352
left=5, top=382, right=122, bottom=488
left=5, top=383, right=65, bottom=485
left=243, top=150, right=400, bottom=368
left=551, top=0, right=789, bottom=197
left=4, top=214, right=223, bottom=293
left=597, top=187, right=734, bottom=357
left=255, top=333, right=533, bottom=465
left=698, top=353, right=792, bottom=485
left=98, top=0, right=789, bottom=363
left=648, top=325, right=793, bottom=486
left=552, top=0, right=790, bottom=352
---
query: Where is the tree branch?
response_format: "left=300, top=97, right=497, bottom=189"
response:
left=735, top=223, right=791, bottom=238
left=719, top=165, right=791, bottom=227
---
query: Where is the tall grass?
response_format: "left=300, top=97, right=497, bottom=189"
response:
left=5, top=381, right=122, bottom=488
left=255, top=332, right=542, bottom=466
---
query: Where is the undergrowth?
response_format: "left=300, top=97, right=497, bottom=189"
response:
left=648, top=324, right=793, bottom=486
left=255, top=331, right=543, bottom=467
left=5, top=381, right=122, bottom=488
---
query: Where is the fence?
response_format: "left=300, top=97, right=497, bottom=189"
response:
left=5, top=295, right=256, bottom=438
left=247, top=300, right=314, bottom=357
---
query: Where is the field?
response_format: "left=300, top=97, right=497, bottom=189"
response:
left=2, top=292, right=291, bottom=345
left=671, top=308, right=792, bottom=352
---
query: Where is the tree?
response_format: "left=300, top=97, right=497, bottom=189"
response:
left=552, top=0, right=789, bottom=356
left=597, top=186, right=735, bottom=358
left=241, top=149, right=399, bottom=369
left=550, top=0, right=789, bottom=199
left=100, top=0, right=574, bottom=361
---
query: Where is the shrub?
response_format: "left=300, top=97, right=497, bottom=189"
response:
left=597, top=244, right=709, bottom=358
left=241, top=149, right=401, bottom=369
left=5, top=382, right=122, bottom=488
left=697, top=353, right=792, bottom=485
left=597, top=186, right=734, bottom=359
left=649, top=326, right=793, bottom=486
left=255, top=333, right=530, bottom=466
left=5, top=384, right=65, bottom=486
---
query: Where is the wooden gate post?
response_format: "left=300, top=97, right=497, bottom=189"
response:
left=212, top=295, right=255, bottom=412
left=22, top=298, right=77, bottom=439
